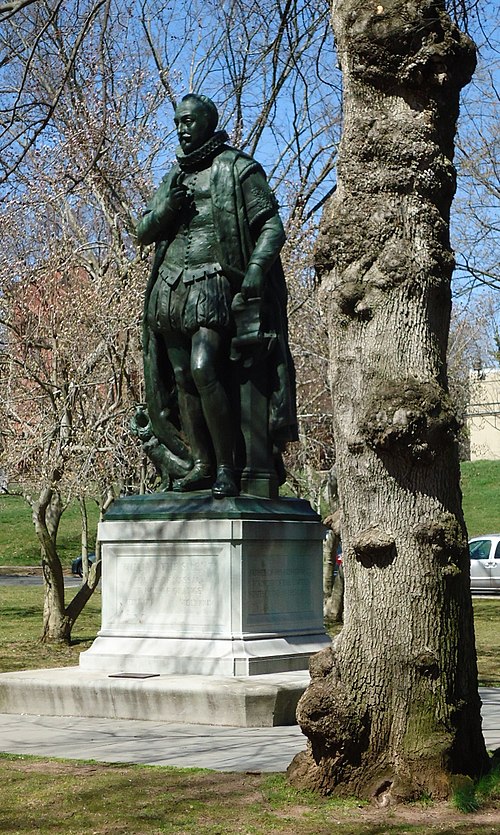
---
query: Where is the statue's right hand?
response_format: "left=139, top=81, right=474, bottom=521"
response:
left=169, top=172, right=189, bottom=211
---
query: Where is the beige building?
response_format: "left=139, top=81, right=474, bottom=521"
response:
left=467, top=368, right=500, bottom=461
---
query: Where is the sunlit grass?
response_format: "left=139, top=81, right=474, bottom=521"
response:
left=0, top=585, right=101, bottom=672
left=0, top=756, right=499, bottom=834
left=0, top=494, right=99, bottom=568
left=452, top=766, right=500, bottom=813
left=461, top=460, right=500, bottom=538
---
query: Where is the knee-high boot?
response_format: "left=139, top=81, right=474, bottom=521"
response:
left=198, top=379, right=238, bottom=498
left=172, top=389, right=214, bottom=491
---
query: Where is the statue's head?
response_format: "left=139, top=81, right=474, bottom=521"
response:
left=174, top=94, right=219, bottom=154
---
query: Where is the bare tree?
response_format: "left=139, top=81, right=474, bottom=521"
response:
left=281, top=212, right=335, bottom=505
left=0, top=7, right=159, bottom=641
left=136, top=0, right=341, bottom=220
left=0, top=252, right=145, bottom=639
left=0, top=1, right=341, bottom=214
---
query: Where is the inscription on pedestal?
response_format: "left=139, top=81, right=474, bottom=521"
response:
left=244, top=543, right=320, bottom=632
left=104, top=543, right=231, bottom=635
left=248, top=566, right=310, bottom=612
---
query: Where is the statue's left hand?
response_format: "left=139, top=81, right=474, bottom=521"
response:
left=241, top=263, right=264, bottom=301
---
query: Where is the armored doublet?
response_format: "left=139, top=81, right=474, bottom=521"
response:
left=148, top=162, right=232, bottom=337
left=159, top=166, right=222, bottom=288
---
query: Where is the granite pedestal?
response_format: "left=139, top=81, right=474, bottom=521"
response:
left=80, top=493, right=330, bottom=678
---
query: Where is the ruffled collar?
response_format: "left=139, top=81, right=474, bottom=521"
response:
left=176, top=130, right=229, bottom=172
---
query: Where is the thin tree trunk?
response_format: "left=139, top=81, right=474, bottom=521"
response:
left=288, top=0, right=489, bottom=801
left=64, top=494, right=111, bottom=629
left=32, top=484, right=105, bottom=643
left=323, top=530, right=337, bottom=599
left=33, top=485, right=71, bottom=643
left=323, top=508, right=342, bottom=619
left=325, top=565, right=344, bottom=623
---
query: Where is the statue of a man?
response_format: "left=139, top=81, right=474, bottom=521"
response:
left=136, top=93, right=297, bottom=499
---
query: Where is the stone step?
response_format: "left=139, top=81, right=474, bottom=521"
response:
left=0, top=667, right=309, bottom=727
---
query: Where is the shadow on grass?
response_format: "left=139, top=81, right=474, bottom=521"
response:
left=1, top=604, right=41, bottom=618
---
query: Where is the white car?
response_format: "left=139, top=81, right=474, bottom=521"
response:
left=469, top=535, right=500, bottom=592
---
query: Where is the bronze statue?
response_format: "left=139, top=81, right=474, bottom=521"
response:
left=134, top=93, right=297, bottom=499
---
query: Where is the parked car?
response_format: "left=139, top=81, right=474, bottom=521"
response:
left=469, top=535, right=500, bottom=592
left=71, top=552, right=96, bottom=577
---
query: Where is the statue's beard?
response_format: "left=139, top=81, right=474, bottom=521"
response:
left=176, top=130, right=229, bottom=172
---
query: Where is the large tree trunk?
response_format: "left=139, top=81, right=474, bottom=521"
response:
left=288, top=0, right=489, bottom=802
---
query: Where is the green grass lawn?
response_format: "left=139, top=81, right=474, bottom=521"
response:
left=461, top=460, right=500, bottom=537
left=0, top=585, right=101, bottom=673
left=1, top=758, right=498, bottom=835
left=474, top=597, right=500, bottom=686
left=1, top=592, right=500, bottom=832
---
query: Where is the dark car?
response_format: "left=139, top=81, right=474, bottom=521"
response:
left=469, top=535, right=500, bottom=592
left=71, top=552, right=96, bottom=577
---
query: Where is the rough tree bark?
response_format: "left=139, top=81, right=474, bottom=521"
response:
left=288, top=0, right=490, bottom=802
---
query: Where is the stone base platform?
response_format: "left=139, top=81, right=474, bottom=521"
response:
left=0, top=667, right=309, bottom=727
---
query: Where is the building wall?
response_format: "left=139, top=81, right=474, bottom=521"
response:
left=467, top=368, right=500, bottom=461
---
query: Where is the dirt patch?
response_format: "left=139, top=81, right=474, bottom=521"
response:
left=356, top=801, right=500, bottom=828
